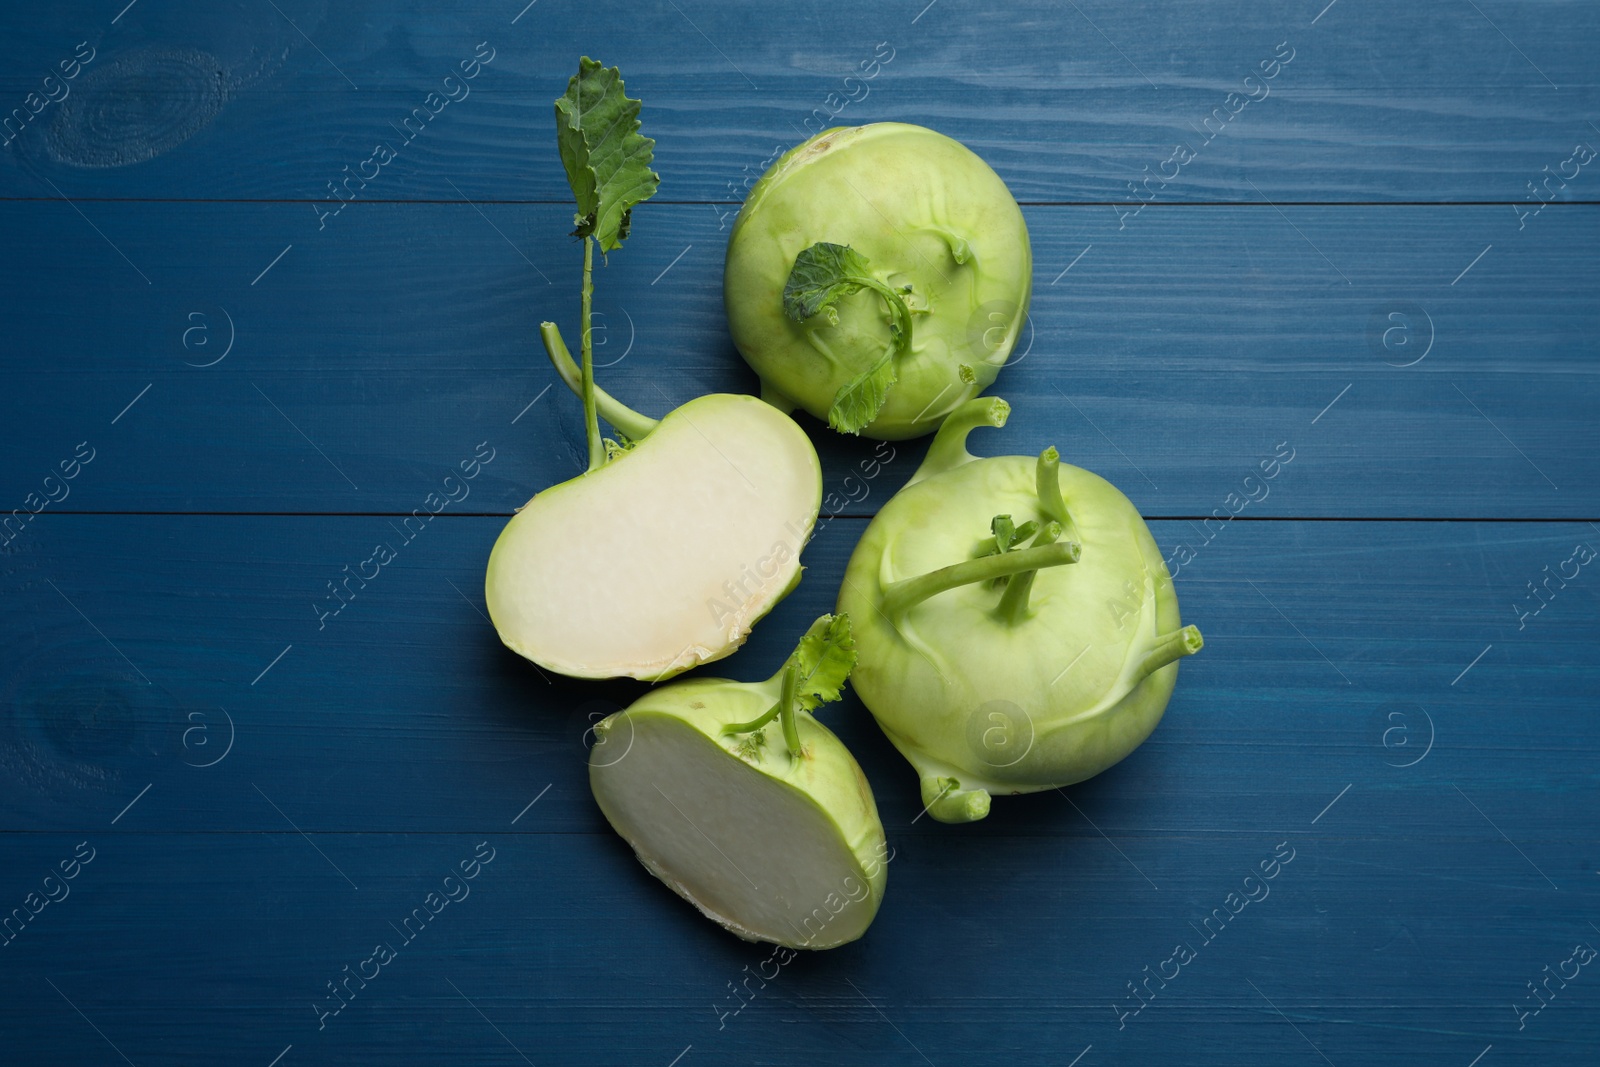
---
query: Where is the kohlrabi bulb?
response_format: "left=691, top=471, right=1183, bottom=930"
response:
left=724, top=123, right=1031, bottom=440
left=837, top=398, right=1203, bottom=823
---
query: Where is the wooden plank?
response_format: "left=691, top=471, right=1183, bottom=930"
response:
left=2, top=202, right=1595, bottom=518
left=3, top=515, right=1595, bottom=836
left=1, top=825, right=1592, bottom=1065
left=1, top=1, right=1597, bottom=204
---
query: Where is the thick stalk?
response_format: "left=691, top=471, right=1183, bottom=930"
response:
left=882, top=540, right=1080, bottom=618
left=911, top=396, right=1011, bottom=486
left=775, top=661, right=803, bottom=759
left=1136, top=625, right=1204, bottom=681
left=539, top=323, right=660, bottom=441
left=995, top=521, right=1063, bottom=624
left=921, top=775, right=990, bottom=823
left=1036, top=447, right=1082, bottom=546
left=579, top=236, right=604, bottom=471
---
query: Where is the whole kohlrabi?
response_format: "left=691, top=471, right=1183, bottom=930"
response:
left=588, top=615, right=890, bottom=949
left=724, top=123, right=1031, bottom=439
left=837, top=398, right=1203, bottom=822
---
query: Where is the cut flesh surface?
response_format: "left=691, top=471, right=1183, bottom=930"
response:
left=485, top=393, right=820, bottom=679
left=591, top=710, right=880, bottom=948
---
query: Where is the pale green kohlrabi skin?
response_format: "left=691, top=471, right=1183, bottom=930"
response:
left=724, top=123, right=1032, bottom=440
left=588, top=617, right=889, bottom=949
left=836, top=398, right=1203, bottom=823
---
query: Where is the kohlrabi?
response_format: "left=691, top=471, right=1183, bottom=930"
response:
left=485, top=59, right=821, bottom=680
left=837, top=398, right=1203, bottom=823
left=724, top=123, right=1032, bottom=439
left=588, top=615, right=890, bottom=949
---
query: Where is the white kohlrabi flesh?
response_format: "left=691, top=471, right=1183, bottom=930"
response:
left=589, top=615, right=890, bottom=949
left=484, top=58, right=821, bottom=680
left=837, top=397, right=1203, bottom=822
left=724, top=123, right=1032, bottom=440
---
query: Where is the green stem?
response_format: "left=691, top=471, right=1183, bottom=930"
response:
left=881, top=540, right=1080, bottom=618
left=911, top=396, right=1011, bottom=486
left=579, top=236, right=604, bottom=471
left=921, top=776, right=991, bottom=823
left=539, top=323, right=660, bottom=441
left=776, top=661, right=803, bottom=759
left=720, top=701, right=782, bottom=738
left=856, top=276, right=915, bottom=361
left=719, top=659, right=804, bottom=759
left=995, top=521, right=1063, bottom=624
left=1036, top=447, right=1082, bottom=546
left=1136, top=624, right=1204, bottom=681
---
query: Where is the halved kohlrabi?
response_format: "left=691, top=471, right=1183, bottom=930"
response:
left=837, top=397, right=1203, bottom=822
left=589, top=615, right=890, bottom=948
left=724, top=123, right=1032, bottom=440
left=484, top=59, right=821, bottom=680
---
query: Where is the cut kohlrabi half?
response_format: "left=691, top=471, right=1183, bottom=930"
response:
left=484, top=58, right=821, bottom=680
left=838, top=397, right=1203, bottom=822
left=589, top=615, right=890, bottom=948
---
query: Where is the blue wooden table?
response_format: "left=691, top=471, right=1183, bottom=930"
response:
left=3, top=2, right=1597, bottom=1064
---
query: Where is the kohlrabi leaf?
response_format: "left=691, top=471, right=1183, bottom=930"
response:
left=828, top=353, right=899, bottom=435
left=782, top=242, right=915, bottom=435
left=792, top=613, right=857, bottom=712
left=555, top=57, right=660, bottom=253
left=783, top=242, right=876, bottom=323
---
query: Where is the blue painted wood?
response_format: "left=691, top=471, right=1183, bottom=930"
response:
left=3, top=514, right=1597, bottom=838
left=2, top=1, right=1598, bottom=1065
left=2, top=516, right=1598, bottom=1063
left=0, top=1, right=1597, bottom=204
left=1, top=202, right=1595, bottom=517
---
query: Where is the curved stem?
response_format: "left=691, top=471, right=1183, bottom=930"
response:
left=776, top=661, right=803, bottom=759
left=882, top=540, right=1079, bottom=618
left=1136, top=624, right=1204, bottom=681
left=911, top=396, right=1011, bottom=486
left=995, top=521, right=1063, bottom=624
left=579, top=236, right=603, bottom=471
left=539, top=322, right=660, bottom=442
left=1036, top=447, right=1082, bottom=546
left=720, top=701, right=781, bottom=738
left=858, top=276, right=915, bottom=359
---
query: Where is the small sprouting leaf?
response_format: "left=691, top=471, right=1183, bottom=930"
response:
left=791, top=614, right=857, bottom=713
left=554, top=57, right=660, bottom=253
left=978, top=515, right=1040, bottom=557
left=734, top=728, right=768, bottom=763
left=991, top=515, right=1016, bottom=552
left=783, top=242, right=876, bottom=322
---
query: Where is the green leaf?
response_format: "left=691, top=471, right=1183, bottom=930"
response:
left=828, top=352, right=899, bottom=435
left=554, top=57, right=660, bottom=253
left=783, top=242, right=876, bottom=323
left=783, top=242, right=916, bottom=434
left=791, top=614, right=857, bottom=713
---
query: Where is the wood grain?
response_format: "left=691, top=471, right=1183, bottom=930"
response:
left=0, top=1, right=1597, bottom=203
left=2, top=2, right=1597, bottom=1065
left=1, top=202, right=1594, bottom=517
